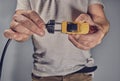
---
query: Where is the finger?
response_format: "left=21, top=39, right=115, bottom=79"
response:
left=68, top=35, right=90, bottom=50
left=71, top=34, right=91, bottom=47
left=16, top=10, right=45, bottom=29
left=69, top=34, right=97, bottom=48
left=75, top=14, right=86, bottom=23
left=84, top=15, right=95, bottom=26
left=75, top=14, right=95, bottom=26
left=87, top=42, right=97, bottom=48
left=70, top=34, right=89, bottom=42
left=76, top=33, right=102, bottom=48
left=10, top=20, right=33, bottom=35
left=4, top=29, right=29, bottom=42
left=69, top=34, right=81, bottom=40
left=13, top=14, right=44, bottom=36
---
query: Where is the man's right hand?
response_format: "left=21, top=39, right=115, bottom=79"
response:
left=4, top=10, right=45, bottom=42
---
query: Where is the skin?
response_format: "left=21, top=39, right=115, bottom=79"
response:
left=68, top=4, right=110, bottom=50
left=4, top=10, right=45, bottom=42
left=4, top=4, right=109, bottom=50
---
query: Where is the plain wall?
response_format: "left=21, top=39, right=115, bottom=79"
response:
left=0, top=0, right=120, bottom=81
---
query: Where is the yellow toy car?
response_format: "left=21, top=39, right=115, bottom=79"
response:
left=61, top=21, right=89, bottom=34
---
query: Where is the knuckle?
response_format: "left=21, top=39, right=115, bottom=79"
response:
left=15, top=37, right=23, bottom=41
left=80, top=14, right=86, bottom=17
left=22, top=36, right=29, bottom=41
left=15, top=10, right=20, bottom=14
left=13, top=13, right=29, bottom=24
left=33, top=27, right=38, bottom=32
left=80, top=14, right=89, bottom=19
left=35, top=18, right=41, bottom=23
left=23, top=18, right=29, bottom=23
left=75, top=43, right=90, bottom=50
left=4, top=30, right=9, bottom=37
left=83, top=41, right=88, bottom=45
left=76, top=45, right=83, bottom=49
left=68, top=38, right=71, bottom=41
left=13, top=14, right=18, bottom=20
left=4, top=29, right=10, bottom=34
left=22, top=35, right=29, bottom=42
left=76, top=44, right=81, bottom=48
left=87, top=42, right=92, bottom=47
left=4, top=29, right=13, bottom=39
left=68, top=36, right=72, bottom=41
left=20, top=18, right=30, bottom=25
left=97, top=40, right=102, bottom=45
left=10, top=22, right=19, bottom=29
left=83, top=47, right=90, bottom=50
left=87, top=42, right=95, bottom=48
left=16, top=35, right=29, bottom=42
left=27, top=10, right=36, bottom=15
left=15, top=9, right=22, bottom=13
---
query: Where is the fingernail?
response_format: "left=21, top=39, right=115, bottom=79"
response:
left=36, top=29, right=43, bottom=36
left=40, top=32, right=44, bottom=36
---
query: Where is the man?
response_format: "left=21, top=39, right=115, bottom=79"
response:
left=4, top=0, right=109, bottom=81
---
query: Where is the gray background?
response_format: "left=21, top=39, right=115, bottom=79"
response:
left=0, top=0, right=120, bottom=81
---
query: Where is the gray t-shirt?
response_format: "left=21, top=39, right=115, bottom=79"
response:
left=16, top=0, right=103, bottom=77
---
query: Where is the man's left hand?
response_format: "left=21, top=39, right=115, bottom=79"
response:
left=68, top=14, right=105, bottom=50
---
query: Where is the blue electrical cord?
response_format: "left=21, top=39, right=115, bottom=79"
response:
left=0, top=39, right=12, bottom=80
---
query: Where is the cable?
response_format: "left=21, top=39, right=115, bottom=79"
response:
left=0, top=20, right=57, bottom=80
left=0, top=39, right=12, bottom=80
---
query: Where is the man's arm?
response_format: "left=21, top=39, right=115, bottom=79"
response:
left=88, top=4, right=110, bottom=35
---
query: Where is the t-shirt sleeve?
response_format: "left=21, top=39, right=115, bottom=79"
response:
left=16, top=0, right=31, bottom=10
left=88, top=0, right=104, bottom=6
